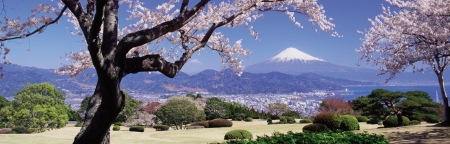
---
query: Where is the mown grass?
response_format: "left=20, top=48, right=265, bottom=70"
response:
left=0, top=119, right=444, bottom=144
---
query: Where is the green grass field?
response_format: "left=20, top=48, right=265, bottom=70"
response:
left=0, top=119, right=445, bottom=144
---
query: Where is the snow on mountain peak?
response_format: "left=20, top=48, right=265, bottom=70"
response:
left=269, top=47, right=324, bottom=62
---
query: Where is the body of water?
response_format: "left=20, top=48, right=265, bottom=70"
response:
left=341, top=85, right=450, bottom=102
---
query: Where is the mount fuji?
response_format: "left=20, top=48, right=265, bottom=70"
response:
left=246, top=47, right=438, bottom=84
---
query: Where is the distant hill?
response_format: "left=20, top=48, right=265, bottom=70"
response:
left=246, top=47, right=442, bottom=84
left=0, top=64, right=376, bottom=97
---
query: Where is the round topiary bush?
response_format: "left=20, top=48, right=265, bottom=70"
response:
left=129, top=126, right=145, bottom=132
left=113, top=125, right=120, bottom=131
left=340, top=115, right=359, bottom=131
left=402, top=116, right=411, bottom=126
left=383, top=115, right=410, bottom=127
left=313, top=112, right=342, bottom=130
left=245, top=117, right=253, bottom=122
left=302, top=123, right=330, bottom=133
left=152, top=125, right=170, bottom=131
left=286, top=116, right=296, bottom=124
left=356, top=116, right=369, bottom=122
left=410, top=120, right=421, bottom=125
left=224, top=129, right=253, bottom=140
left=191, top=121, right=209, bottom=128
left=299, top=119, right=312, bottom=123
left=208, top=118, right=233, bottom=128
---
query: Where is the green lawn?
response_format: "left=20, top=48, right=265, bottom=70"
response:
left=0, top=119, right=436, bottom=144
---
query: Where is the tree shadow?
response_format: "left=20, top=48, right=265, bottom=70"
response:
left=385, top=128, right=450, bottom=144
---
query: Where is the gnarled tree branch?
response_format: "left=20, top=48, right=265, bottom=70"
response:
left=0, top=6, right=68, bottom=41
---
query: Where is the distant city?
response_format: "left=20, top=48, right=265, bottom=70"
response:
left=64, top=89, right=355, bottom=117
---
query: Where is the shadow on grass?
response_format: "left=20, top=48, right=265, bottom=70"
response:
left=383, top=124, right=450, bottom=144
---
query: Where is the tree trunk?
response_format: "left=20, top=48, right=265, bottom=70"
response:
left=396, top=113, right=403, bottom=126
left=73, top=75, right=125, bottom=144
left=437, top=73, right=450, bottom=124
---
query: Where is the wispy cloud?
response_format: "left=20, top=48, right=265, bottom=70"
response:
left=189, top=59, right=202, bottom=64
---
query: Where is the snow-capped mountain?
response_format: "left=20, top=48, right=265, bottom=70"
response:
left=269, top=47, right=324, bottom=62
left=246, top=47, right=437, bottom=84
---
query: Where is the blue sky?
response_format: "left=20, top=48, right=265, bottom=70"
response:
left=3, top=0, right=389, bottom=74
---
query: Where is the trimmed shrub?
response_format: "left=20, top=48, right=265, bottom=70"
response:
left=245, top=117, right=253, bottom=122
left=152, top=125, right=170, bottom=131
left=129, top=126, right=145, bottom=132
left=209, top=118, right=233, bottom=128
left=223, top=131, right=389, bottom=144
left=403, top=116, right=411, bottom=126
left=12, top=126, right=27, bottom=134
left=114, top=122, right=122, bottom=126
left=113, top=125, right=120, bottom=131
left=191, top=121, right=209, bottom=128
left=0, top=128, right=12, bottom=134
left=340, top=115, right=359, bottom=131
left=279, top=116, right=287, bottom=124
left=383, top=115, right=410, bottom=127
left=313, top=112, right=342, bottom=130
left=224, top=129, right=253, bottom=140
left=286, top=116, right=296, bottom=124
left=267, top=119, right=273, bottom=124
left=408, top=115, right=423, bottom=122
left=423, top=115, right=441, bottom=123
left=302, top=124, right=330, bottom=133
left=410, top=120, right=421, bottom=125
left=356, top=116, right=369, bottom=122
left=299, top=119, right=312, bottom=123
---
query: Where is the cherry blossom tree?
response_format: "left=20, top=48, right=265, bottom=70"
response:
left=0, top=0, right=338, bottom=143
left=357, top=0, right=450, bottom=124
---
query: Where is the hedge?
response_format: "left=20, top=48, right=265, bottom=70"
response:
left=153, top=125, right=170, bottom=131
left=221, top=131, right=388, bottom=144
left=209, top=119, right=233, bottom=128
left=129, top=126, right=145, bottom=132
left=192, top=121, right=209, bottom=128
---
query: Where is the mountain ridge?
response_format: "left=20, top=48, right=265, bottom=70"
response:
left=0, top=64, right=376, bottom=97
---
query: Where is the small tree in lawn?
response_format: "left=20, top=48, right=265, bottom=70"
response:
left=155, top=96, right=205, bottom=130
left=265, top=103, right=289, bottom=116
left=358, top=0, right=450, bottom=123
left=0, top=0, right=338, bottom=143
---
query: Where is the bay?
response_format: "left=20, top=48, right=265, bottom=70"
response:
left=342, top=85, right=450, bottom=102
